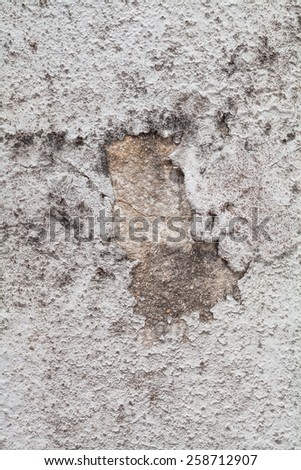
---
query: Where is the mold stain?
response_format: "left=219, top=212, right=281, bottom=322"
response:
left=106, top=134, right=241, bottom=343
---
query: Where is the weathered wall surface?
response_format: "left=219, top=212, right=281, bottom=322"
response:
left=2, top=0, right=301, bottom=449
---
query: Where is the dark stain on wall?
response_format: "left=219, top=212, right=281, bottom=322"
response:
left=106, top=134, right=241, bottom=335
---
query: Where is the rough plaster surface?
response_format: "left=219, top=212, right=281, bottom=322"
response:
left=2, top=0, right=301, bottom=449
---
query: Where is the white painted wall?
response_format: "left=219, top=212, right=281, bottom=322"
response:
left=2, top=0, right=300, bottom=449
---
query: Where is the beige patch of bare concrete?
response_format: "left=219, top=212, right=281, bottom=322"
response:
left=106, top=134, right=241, bottom=344
left=107, top=134, right=191, bottom=257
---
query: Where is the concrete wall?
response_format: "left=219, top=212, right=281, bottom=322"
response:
left=2, top=0, right=300, bottom=449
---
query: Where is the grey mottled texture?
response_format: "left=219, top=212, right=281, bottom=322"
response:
left=2, top=0, right=301, bottom=449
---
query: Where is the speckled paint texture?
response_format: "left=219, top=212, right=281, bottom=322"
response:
left=2, top=0, right=301, bottom=449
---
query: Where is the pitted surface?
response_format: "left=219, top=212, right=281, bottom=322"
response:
left=2, top=0, right=301, bottom=449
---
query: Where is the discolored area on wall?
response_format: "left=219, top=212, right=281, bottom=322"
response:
left=107, top=135, right=241, bottom=337
left=106, top=134, right=190, bottom=258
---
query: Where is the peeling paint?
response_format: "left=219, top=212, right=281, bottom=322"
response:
left=107, top=135, right=241, bottom=341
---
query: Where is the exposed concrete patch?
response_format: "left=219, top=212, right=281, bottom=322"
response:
left=106, top=134, right=189, bottom=257
left=130, top=243, right=242, bottom=326
left=107, top=134, right=241, bottom=343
